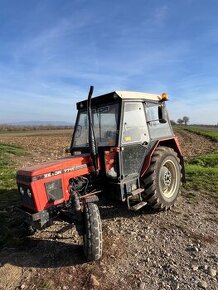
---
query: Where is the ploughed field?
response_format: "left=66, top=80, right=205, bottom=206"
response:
left=0, top=128, right=217, bottom=290
left=0, top=127, right=216, bottom=163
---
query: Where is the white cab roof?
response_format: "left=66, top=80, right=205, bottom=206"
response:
left=115, top=91, right=162, bottom=101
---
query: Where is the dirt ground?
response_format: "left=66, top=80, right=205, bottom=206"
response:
left=0, top=129, right=217, bottom=290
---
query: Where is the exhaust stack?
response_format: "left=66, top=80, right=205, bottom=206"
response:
left=87, top=86, right=98, bottom=174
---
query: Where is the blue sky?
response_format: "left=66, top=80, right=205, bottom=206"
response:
left=0, top=0, right=217, bottom=124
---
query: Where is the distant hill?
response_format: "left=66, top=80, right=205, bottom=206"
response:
left=0, top=121, right=73, bottom=126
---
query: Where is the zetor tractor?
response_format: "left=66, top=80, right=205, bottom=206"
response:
left=16, top=86, right=184, bottom=261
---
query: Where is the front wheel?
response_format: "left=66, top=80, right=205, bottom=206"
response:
left=22, top=222, right=36, bottom=236
left=83, top=203, right=102, bottom=261
left=142, top=146, right=182, bottom=210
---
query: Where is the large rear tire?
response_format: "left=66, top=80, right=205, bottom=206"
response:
left=142, top=146, right=182, bottom=210
left=83, top=203, right=102, bottom=261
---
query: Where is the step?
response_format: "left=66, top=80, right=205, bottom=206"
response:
left=129, top=188, right=144, bottom=197
left=130, top=201, right=147, bottom=211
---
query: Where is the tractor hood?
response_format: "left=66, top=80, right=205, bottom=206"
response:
left=17, top=154, right=95, bottom=181
left=16, top=154, right=99, bottom=212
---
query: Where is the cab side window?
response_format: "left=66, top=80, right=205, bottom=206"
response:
left=146, top=104, right=172, bottom=139
left=122, top=102, right=149, bottom=144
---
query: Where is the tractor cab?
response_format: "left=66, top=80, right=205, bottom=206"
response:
left=70, top=90, right=177, bottom=202
left=16, top=87, right=184, bottom=262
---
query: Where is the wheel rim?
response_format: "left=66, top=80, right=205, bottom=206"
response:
left=159, top=159, right=178, bottom=199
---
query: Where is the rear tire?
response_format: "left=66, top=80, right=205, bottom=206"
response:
left=142, top=146, right=182, bottom=210
left=83, top=203, right=102, bottom=261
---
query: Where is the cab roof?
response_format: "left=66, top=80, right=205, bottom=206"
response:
left=76, top=90, right=165, bottom=110
left=115, top=91, right=161, bottom=101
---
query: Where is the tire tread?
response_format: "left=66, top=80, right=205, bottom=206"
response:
left=142, top=146, right=182, bottom=210
left=83, top=203, right=102, bottom=261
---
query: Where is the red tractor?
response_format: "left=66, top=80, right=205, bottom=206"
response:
left=16, top=87, right=185, bottom=261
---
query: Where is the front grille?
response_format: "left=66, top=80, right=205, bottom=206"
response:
left=45, top=179, right=63, bottom=203
left=18, top=185, right=35, bottom=208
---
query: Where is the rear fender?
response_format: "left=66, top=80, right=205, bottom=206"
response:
left=140, top=137, right=185, bottom=182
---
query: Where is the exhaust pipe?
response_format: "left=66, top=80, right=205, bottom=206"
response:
left=87, top=86, right=98, bottom=175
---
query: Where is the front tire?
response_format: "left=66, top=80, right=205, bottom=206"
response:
left=142, top=146, right=182, bottom=210
left=22, top=222, right=36, bottom=236
left=83, top=203, right=102, bottom=261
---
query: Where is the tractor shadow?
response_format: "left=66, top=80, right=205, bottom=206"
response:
left=0, top=188, right=85, bottom=268
left=0, top=196, right=157, bottom=269
left=98, top=197, right=158, bottom=220
left=0, top=238, right=86, bottom=268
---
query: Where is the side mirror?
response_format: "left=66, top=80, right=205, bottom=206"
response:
left=158, top=105, right=167, bottom=123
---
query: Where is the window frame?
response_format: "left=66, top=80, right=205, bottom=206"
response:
left=71, top=101, right=121, bottom=150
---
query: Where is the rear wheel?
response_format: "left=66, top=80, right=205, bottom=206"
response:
left=83, top=203, right=102, bottom=261
left=142, top=146, right=182, bottom=210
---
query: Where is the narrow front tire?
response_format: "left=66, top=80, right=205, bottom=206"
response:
left=83, top=203, right=102, bottom=261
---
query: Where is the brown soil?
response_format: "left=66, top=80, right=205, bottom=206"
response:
left=175, top=129, right=217, bottom=160
left=0, top=129, right=217, bottom=290
left=0, top=129, right=217, bottom=166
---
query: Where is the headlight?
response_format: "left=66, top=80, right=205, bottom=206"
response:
left=19, top=187, right=25, bottom=195
left=27, top=189, right=32, bottom=198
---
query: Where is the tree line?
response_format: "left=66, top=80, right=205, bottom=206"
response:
left=177, top=116, right=189, bottom=125
left=170, top=116, right=190, bottom=126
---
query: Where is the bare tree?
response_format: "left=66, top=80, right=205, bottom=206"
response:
left=177, top=118, right=184, bottom=125
left=183, top=116, right=189, bottom=126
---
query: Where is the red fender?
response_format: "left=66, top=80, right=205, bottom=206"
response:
left=140, top=137, right=185, bottom=181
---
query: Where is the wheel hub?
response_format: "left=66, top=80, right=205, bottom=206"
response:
left=160, top=160, right=177, bottom=199
left=163, top=169, right=172, bottom=186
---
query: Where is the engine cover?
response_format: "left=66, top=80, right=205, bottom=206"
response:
left=16, top=154, right=94, bottom=212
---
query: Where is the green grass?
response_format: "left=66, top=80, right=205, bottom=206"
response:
left=180, top=126, right=218, bottom=198
left=188, top=151, right=218, bottom=167
left=0, top=143, right=25, bottom=193
left=0, top=143, right=26, bottom=248
left=184, top=126, right=218, bottom=142
left=184, top=150, right=218, bottom=198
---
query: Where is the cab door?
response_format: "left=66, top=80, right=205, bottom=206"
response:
left=120, top=102, right=150, bottom=177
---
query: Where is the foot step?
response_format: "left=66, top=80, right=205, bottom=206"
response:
left=130, top=201, right=147, bottom=211
left=131, top=188, right=144, bottom=196
left=127, top=188, right=145, bottom=210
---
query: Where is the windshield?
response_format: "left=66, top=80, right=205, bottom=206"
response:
left=73, top=103, right=119, bottom=147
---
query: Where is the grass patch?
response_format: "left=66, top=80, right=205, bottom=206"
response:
left=184, top=126, right=218, bottom=142
left=0, top=143, right=26, bottom=248
left=184, top=150, right=218, bottom=198
left=188, top=150, right=218, bottom=167
left=0, top=143, right=25, bottom=194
